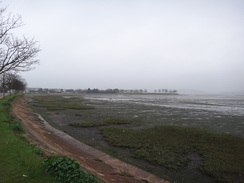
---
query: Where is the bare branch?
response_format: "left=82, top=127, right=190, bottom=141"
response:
left=0, top=7, right=23, bottom=43
left=0, top=5, right=40, bottom=75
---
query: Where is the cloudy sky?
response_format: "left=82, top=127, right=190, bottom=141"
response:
left=3, top=0, right=244, bottom=92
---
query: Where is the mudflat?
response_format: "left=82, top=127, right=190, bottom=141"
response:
left=18, top=93, right=244, bottom=183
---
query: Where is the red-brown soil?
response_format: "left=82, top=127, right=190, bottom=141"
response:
left=11, top=96, right=169, bottom=183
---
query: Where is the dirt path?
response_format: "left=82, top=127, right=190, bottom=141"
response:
left=11, top=96, right=169, bottom=183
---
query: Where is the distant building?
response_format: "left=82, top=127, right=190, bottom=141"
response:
left=26, top=88, right=64, bottom=93
left=65, top=89, right=75, bottom=93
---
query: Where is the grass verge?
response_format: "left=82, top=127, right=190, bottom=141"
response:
left=0, top=95, right=99, bottom=183
left=102, top=125, right=244, bottom=183
left=0, top=95, right=59, bottom=183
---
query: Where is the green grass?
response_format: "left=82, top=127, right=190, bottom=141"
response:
left=0, top=95, right=59, bottom=183
left=0, top=95, right=101, bottom=183
left=102, top=125, right=244, bottom=183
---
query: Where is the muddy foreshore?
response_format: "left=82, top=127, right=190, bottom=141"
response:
left=23, top=93, right=244, bottom=183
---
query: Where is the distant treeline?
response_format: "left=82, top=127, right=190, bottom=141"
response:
left=87, top=88, right=178, bottom=94
left=26, top=88, right=178, bottom=94
left=87, top=88, right=119, bottom=93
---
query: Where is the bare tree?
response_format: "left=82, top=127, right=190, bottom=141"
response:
left=0, top=72, right=26, bottom=95
left=0, top=6, right=40, bottom=75
left=11, top=75, right=26, bottom=93
left=4, top=72, right=16, bottom=94
left=1, top=72, right=14, bottom=95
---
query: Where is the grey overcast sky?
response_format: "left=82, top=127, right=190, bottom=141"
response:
left=3, top=0, right=244, bottom=92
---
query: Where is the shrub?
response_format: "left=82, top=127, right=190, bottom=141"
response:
left=10, top=121, right=24, bottom=133
left=31, top=145, right=43, bottom=155
left=45, top=156, right=99, bottom=183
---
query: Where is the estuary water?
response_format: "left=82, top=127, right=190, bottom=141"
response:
left=84, top=94, right=244, bottom=137
left=84, top=94, right=244, bottom=116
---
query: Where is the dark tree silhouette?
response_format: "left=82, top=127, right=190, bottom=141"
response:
left=10, top=76, right=26, bottom=92
left=0, top=72, right=26, bottom=94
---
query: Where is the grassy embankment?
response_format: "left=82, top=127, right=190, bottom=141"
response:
left=0, top=95, right=58, bottom=183
left=0, top=95, right=99, bottom=183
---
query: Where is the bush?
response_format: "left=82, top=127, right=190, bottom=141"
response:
left=10, top=121, right=24, bottom=133
left=45, top=156, right=99, bottom=183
